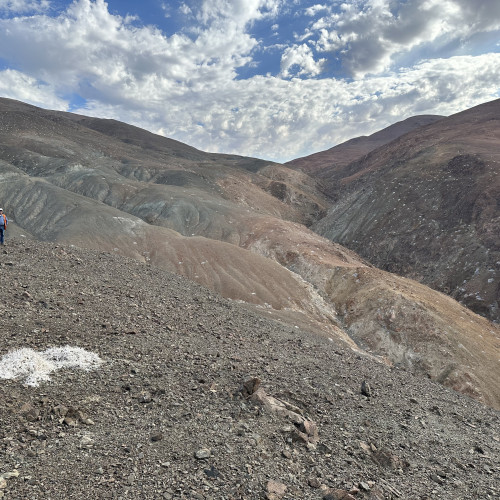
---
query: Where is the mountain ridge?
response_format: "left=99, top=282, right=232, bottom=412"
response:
left=0, top=97, right=499, bottom=410
left=310, top=98, right=500, bottom=323
left=286, top=115, right=445, bottom=177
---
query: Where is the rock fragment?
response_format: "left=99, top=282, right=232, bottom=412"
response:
left=194, top=448, right=211, bottom=460
left=80, top=435, right=94, bottom=447
left=266, top=480, right=287, bottom=499
left=430, top=473, right=444, bottom=485
left=359, top=481, right=370, bottom=491
left=361, top=380, right=372, bottom=397
left=204, top=466, right=220, bottom=478
left=240, top=377, right=261, bottom=398
left=371, top=449, right=409, bottom=469
left=240, top=377, right=319, bottom=445
left=293, top=419, right=319, bottom=445
left=138, top=391, right=153, bottom=403
left=150, top=432, right=163, bottom=442
left=308, top=477, right=321, bottom=488
left=323, top=489, right=357, bottom=500
left=0, top=470, right=19, bottom=490
left=20, top=402, right=39, bottom=422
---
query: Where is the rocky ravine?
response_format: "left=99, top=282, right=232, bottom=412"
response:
left=0, top=239, right=499, bottom=500
left=311, top=99, right=500, bottom=323
left=1, top=97, right=499, bottom=410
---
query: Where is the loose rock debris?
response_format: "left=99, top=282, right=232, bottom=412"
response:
left=0, top=239, right=499, bottom=499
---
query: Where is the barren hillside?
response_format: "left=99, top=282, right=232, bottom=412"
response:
left=286, top=115, right=443, bottom=177
left=312, top=99, right=500, bottom=323
left=0, top=240, right=498, bottom=500
left=0, top=98, right=499, bottom=410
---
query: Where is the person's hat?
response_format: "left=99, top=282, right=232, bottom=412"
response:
left=0, top=208, right=3, bottom=211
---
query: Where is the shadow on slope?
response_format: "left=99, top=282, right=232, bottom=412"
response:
left=0, top=98, right=499, bottom=409
left=312, top=98, right=500, bottom=323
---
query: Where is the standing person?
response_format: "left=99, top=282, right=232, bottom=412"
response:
left=0, top=208, right=7, bottom=245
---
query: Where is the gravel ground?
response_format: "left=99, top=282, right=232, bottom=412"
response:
left=0, top=238, right=499, bottom=499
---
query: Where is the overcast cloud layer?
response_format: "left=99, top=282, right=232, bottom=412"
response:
left=0, top=0, right=499, bottom=162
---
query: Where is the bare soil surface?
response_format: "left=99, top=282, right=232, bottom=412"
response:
left=0, top=239, right=499, bottom=500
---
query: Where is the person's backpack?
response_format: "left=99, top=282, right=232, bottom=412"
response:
left=1, top=214, right=6, bottom=229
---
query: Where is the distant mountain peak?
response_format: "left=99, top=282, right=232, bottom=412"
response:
left=286, top=114, right=444, bottom=175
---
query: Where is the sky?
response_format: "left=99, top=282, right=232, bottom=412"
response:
left=0, top=0, right=499, bottom=163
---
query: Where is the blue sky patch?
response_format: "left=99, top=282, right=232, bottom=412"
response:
left=0, top=0, right=498, bottom=162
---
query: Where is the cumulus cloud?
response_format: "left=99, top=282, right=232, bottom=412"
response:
left=306, top=0, right=500, bottom=77
left=304, top=4, right=328, bottom=17
left=72, top=53, right=500, bottom=162
left=197, top=0, right=282, bottom=26
left=178, top=2, right=191, bottom=16
left=0, top=69, right=67, bottom=109
left=0, top=1, right=198, bottom=98
left=0, top=0, right=49, bottom=14
left=0, top=0, right=273, bottom=104
left=280, top=43, right=325, bottom=77
left=0, top=0, right=498, bottom=163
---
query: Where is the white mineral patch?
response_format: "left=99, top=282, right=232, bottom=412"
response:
left=0, top=346, right=103, bottom=386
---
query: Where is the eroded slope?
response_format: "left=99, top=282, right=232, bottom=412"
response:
left=286, top=115, right=443, bottom=177
left=313, top=99, right=500, bottom=322
left=0, top=240, right=499, bottom=500
left=1, top=98, right=499, bottom=409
